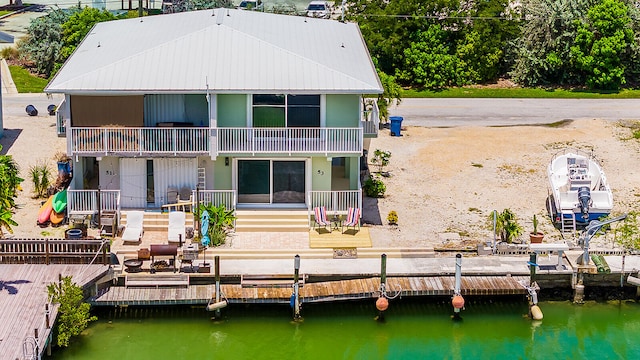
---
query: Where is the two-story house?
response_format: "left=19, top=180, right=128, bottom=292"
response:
left=45, top=8, right=382, bottom=230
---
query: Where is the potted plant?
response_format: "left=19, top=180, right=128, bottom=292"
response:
left=530, top=214, right=544, bottom=243
left=489, top=209, right=523, bottom=244
left=54, top=152, right=72, bottom=177
left=387, top=210, right=398, bottom=225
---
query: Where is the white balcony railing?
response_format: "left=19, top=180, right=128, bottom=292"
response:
left=56, top=98, right=67, bottom=137
left=68, top=189, right=121, bottom=215
left=361, top=100, right=380, bottom=136
left=217, top=127, right=363, bottom=154
left=194, top=190, right=237, bottom=210
left=69, top=127, right=210, bottom=156
left=308, top=190, right=362, bottom=215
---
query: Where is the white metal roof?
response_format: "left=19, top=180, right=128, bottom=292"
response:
left=45, top=9, right=382, bottom=94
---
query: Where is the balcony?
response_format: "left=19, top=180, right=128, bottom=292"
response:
left=69, top=126, right=365, bottom=157
left=216, top=127, right=363, bottom=156
left=69, top=127, right=210, bottom=157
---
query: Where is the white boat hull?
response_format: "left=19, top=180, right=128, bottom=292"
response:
left=547, top=149, right=613, bottom=225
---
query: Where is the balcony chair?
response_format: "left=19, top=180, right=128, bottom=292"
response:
left=313, top=206, right=330, bottom=232
left=341, top=207, right=361, bottom=234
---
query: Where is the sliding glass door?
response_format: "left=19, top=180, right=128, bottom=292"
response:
left=237, top=160, right=306, bottom=205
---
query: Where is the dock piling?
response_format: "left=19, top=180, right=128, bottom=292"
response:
left=452, top=254, right=465, bottom=318
left=376, top=254, right=389, bottom=320
left=293, top=255, right=301, bottom=320
left=215, top=256, right=221, bottom=317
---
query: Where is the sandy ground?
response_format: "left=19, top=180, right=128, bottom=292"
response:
left=1, top=93, right=67, bottom=238
left=365, top=119, right=640, bottom=249
left=3, top=93, right=640, bottom=249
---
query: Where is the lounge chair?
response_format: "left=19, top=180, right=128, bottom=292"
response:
left=168, top=211, right=186, bottom=246
left=121, top=210, right=144, bottom=244
left=342, top=207, right=360, bottom=233
left=313, top=206, right=330, bottom=232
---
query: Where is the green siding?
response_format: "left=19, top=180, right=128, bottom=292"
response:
left=217, top=94, right=247, bottom=127
left=214, top=157, right=232, bottom=189
left=326, top=94, right=360, bottom=127
left=312, top=157, right=332, bottom=191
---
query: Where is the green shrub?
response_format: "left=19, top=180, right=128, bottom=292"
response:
left=364, top=177, right=386, bottom=198
left=30, top=161, right=52, bottom=199
left=0, top=46, right=18, bottom=60
left=47, top=276, right=97, bottom=347
left=387, top=210, right=398, bottom=225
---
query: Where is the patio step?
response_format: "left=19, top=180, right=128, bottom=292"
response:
left=235, top=210, right=309, bottom=232
left=121, top=211, right=194, bottom=232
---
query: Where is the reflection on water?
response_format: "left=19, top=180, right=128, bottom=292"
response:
left=51, top=299, right=640, bottom=360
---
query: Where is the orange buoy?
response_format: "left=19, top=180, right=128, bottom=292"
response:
left=376, top=297, right=389, bottom=311
left=452, top=295, right=465, bottom=309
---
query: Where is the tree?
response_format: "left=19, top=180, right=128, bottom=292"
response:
left=0, top=145, right=23, bottom=238
left=47, top=276, right=97, bottom=347
left=510, top=0, right=595, bottom=86
left=375, top=70, right=402, bottom=123
left=399, top=25, right=464, bottom=89
left=346, top=0, right=464, bottom=79
left=56, top=7, right=117, bottom=75
left=570, top=0, right=636, bottom=89
left=456, top=0, right=521, bottom=83
left=17, top=8, right=72, bottom=77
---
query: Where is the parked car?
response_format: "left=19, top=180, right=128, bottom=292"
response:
left=306, top=1, right=332, bottom=19
left=237, top=0, right=264, bottom=11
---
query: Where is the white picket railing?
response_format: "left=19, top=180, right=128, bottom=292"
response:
left=361, top=100, right=380, bottom=136
left=56, top=98, right=66, bottom=137
left=67, top=189, right=120, bottom=215
left=194, top=190, right=237, bottom=210
left=69, top=127, right=210, bottom=155
left=217, top=127, right=363, bottom=154
left=307, top=190, right=362, bottom=215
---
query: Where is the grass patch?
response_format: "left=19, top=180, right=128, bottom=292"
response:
left=8, top=65, right=49, bottom=93
left=0, top=10, right=12, bottom=17
left=403, top=87, right=640, bottom=99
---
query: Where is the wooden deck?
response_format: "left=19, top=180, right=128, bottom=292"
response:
left=308, top=227, right=372, bottom=248
left=0, top=264, right=110, bottom=360
left=91, top=275, right=529, bottom=306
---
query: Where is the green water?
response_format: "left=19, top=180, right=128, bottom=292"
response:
left=52, top=299, right=640, bottom=359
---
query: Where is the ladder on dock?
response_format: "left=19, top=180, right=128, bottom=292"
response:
left=560, top=210, right=577, bottom=235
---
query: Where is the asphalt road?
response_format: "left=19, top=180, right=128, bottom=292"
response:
left=388, top=98, right=640, bottom=127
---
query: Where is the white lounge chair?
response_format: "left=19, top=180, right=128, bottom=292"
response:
left=168, top=211, right=186, bottom=245
left=121, top=211, right=144, bottom=244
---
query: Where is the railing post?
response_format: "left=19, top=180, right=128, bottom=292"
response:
left=45, top=239, right=50, bottom=265
left=45, top=304, right=50, bottom=329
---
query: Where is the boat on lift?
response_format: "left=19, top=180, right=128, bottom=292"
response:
left=547, top=149, right=613, bottom=228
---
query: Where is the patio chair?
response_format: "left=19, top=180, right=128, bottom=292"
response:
left=168, top=211, right=186, bottom=246
left=341, top=207, right=360, bottom=233
left=121, top=210, right=144, bottom=244
left=313, top=206, right=330, bottom=232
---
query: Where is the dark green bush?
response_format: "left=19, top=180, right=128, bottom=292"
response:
left=363, top=177, right=386, bottom=198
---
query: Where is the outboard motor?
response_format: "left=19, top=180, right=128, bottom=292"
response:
left=578, top=186, right=591, bottom=220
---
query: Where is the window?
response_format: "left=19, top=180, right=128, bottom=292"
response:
left=252, top=94, right=320, bottom=128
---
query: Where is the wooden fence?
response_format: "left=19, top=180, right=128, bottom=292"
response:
left=0, top=238, right=110, bottom=265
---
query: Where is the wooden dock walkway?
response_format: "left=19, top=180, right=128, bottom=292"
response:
left=91, top=275, right=529, bottom=306
left=0, top=264, right=110, bottom=360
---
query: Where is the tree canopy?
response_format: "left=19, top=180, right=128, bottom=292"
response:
left=348, top=0, right=640, bottom=90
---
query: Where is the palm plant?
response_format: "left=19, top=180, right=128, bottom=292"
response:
left=198, top=203, right=236, bottom=246
left=30, top=161, right=52, bottom=198
left=0, top=146, right=23, bottom=237
left=488, top=208, right=523, bottom=244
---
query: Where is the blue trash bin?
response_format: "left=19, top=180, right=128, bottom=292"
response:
left=389, top=116, right=403, bottom=136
